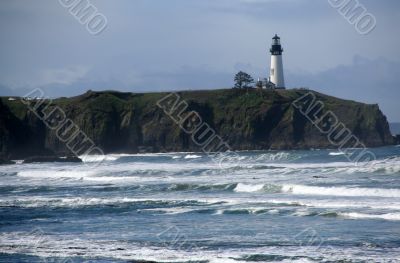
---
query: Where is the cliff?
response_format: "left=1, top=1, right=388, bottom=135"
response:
left=0, top=89, right=395, bottom=159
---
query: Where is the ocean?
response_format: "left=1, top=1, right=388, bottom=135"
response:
left=1, top=146, right=400, bottom=262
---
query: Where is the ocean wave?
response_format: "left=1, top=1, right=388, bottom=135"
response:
left=275, top=199, right=400, bottom=211
left=5, top=194, right=400, bottom=222
left=329, top=152, right=346, bottom=156
left=168, top=183, right=237, bottom=192
left=15, top=169, right=171, bottom=183
left=16, top=170, right=147, bottom=184
left=234, top=183, right=265, bottom=193
left=17, top=170, right=96, bottom=179
left=339, top=212, right=400, bottom=221
left=231, top=182, right=400, bottom=198
left=80, top=153, right=203, bottom=163
left=248, top=152, right=294, bottom=162
left=344, top=158, right=400, bottom=175
left=140, top=207, right=199, bottom=215
left=282, top=184, right=400, bottom=198
left=290, top=209, right=400, bottom=221
left=235, top=157, right=400, bottom=175
left=233, top=183, right=282, bottom=193
left=0, top=196, right=214, bottom=209
left=214, top=207, right=277, bottom=215
left=15, top=155, right=400, bottom=183
left=79, top=154, right=120, bottom=162
left=184, top=154, right=202, bottom=159
left=137, top=207, right=272, bottom=216
left=1, top=232, right=398, bottom=263
left=12, top=168, right=400, bottom=199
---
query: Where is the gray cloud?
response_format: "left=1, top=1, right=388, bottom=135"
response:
left=0, top=0, right=399, bottom=121
left=287, top=56, right=400, bottom=122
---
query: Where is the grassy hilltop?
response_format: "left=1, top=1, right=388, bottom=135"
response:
left=0, top=88, right=395, bottom=158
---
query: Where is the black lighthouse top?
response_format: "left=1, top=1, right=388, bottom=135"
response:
left=270, top=34, right=283, bottom=55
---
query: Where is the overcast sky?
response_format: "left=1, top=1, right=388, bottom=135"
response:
left=0, top=0, right=399, bottom=121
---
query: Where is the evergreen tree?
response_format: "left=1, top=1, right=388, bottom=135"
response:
left=233, top=71, right=254, bottom=89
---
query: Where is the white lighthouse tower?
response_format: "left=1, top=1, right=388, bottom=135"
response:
left=269, top=34, right=285, bottom=89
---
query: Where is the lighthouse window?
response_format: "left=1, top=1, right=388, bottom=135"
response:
left=271, top=69, right=275, bottom=76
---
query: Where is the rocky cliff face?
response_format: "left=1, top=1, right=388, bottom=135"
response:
left=0, top=89, right=395, bottom=158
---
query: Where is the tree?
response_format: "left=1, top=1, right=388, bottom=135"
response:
left=233, top=71, right=254, bottom=89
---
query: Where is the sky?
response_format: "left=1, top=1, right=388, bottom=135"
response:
left=0, top=0, right=399, bottom=121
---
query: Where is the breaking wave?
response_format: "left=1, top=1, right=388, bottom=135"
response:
left=0, top=197, right=214, bottom=209
left=184, top=154, right=202, bottom=159
left=338, top=212, right=400, bottom=221
left=281, top=184, right=400, bottom=198
left=211, top=182, right=400, bottom=198
left=2, top=231, right=396, bottom=263
left=234, top=183, right=265, bottom=193
left=329, top=152, right=346, bottom=156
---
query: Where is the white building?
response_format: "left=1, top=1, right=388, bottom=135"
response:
left=255, top=34, right=286, bottom=90
left=269, top=34, right=285, bottom=89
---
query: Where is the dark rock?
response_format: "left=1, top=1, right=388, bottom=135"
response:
left=0, top=89, right=396, bottom=157
left=0, top=158, right=15, bottom=165
left=395, top=135, right=400, bottom=145
left=23, top=156, right=82, bottom=164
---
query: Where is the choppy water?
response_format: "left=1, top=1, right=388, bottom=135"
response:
left=1, top=147, right=400, bottom=262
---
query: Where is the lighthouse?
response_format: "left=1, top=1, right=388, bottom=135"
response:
left=269, top=34, right=285, bottom=89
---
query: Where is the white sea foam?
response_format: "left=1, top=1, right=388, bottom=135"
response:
left=140, top=207, right=196, bottom=214
left=252, top=152, right=293, bottom=162
left=0, top=196, right=141, bottom=208
left=17, top=170, right=96, bottom=179
left=80, top=154, right=117, bottom=162
left=270, top=199, right=400, bottom=211
left=0, top=196, right=220, bottom=208
left=232, top=182, right=400, bottom=198
left=234, top=183, right=265, bottom=193
left=241, top=157, right=400, bottom=175
left=268, top=209, right=280, bottom=214
left=282, top=184, right=400, bottom=198
left=292, top=207, right=400, bottom=221
left=8, top=194, right=398, bottom=217
left=2, top=149, right=400, bottom=262
left=292, top=208, right=312, bottom=217
left=329, top=152, right=346, bottom=156
left=0, top=231, right=398, bottom=262
left=80, top=153, right=167, bottom=162
left=339, top=212, right=400, bottom=221
left=213, top=207, right=269, bottom=215
left=184, top=154, right=202, bottom=159
left=344, top=158, right=400, bottom=175
left=16, top=170, right=145, bottom=183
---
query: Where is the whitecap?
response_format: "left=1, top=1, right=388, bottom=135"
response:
left=140, top=207, right=196, bottom=214
left=17, top=170, right=96, bottom=179
left=339, top=212, right=400, bottom=221
left=329, top=152, right=346, bottom=156
left=184, top=154, right=202, bottom=159
left=0, top=231, right=399, bottom=262
left=282, top=184, right=400, bottom=198
left=274, top=199, right=400, bottom=211
left=234, top=183, right=265, bottom=193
